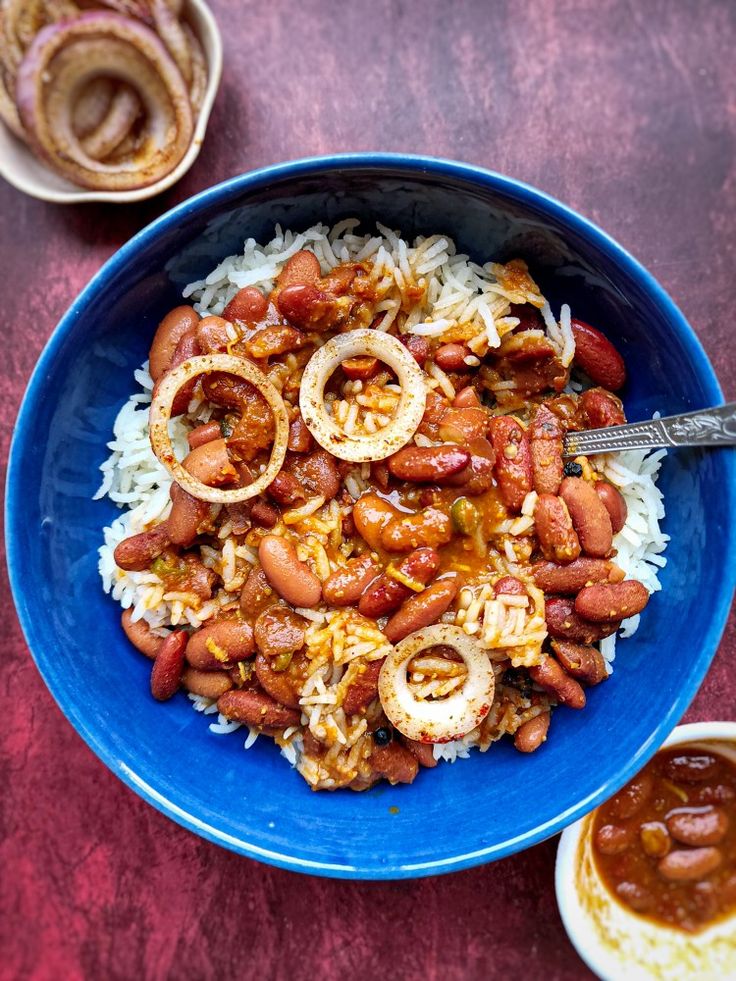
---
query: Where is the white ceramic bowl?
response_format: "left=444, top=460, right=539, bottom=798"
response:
left=0, top=0, right=222, bottom=204
left=556, top=721, right=736, bottom=981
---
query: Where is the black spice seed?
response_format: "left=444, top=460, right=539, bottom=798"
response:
left=563, top=461, right=584, bottom=478
left=373, top=727, right=392, bottom=746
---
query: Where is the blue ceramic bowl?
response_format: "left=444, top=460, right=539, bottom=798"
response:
left=7, top=155, right=736, bottom=879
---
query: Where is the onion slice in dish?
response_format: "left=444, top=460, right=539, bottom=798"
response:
left=79, top=83, right=141, bottom=159
left=15, top=11, right=193, bottom=191
left=378, top=624, right=495, bottom=743
left=149, top=354, right=289, bottom=505
left=299, top=329, right=427, bottom=462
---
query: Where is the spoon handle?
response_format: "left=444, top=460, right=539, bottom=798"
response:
left=563, top=403, right=736, bottom=457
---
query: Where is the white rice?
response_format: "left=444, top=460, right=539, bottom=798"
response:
left=97, top=219, right=670, bottom=768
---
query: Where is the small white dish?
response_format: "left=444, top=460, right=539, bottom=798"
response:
left=556, top=721, right=736, bottom=981
left=0, top=0, right=222, bottom=204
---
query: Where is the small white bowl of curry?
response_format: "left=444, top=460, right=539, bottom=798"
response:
left=556, top=722, right=736, bottom=980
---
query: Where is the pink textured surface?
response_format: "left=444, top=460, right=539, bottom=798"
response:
left=1, top=1, right=735, bottom=977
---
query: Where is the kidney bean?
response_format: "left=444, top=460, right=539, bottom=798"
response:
left=658, top=847, right=722, bottom=882
left=149, top=305, right=199, bottom=381
left=288, top=450, right=342, bottom=501
left=595, top=823, right=635, bottom=855
left=369, top=460, right=391, bottom=492
left=388, top=445, right=471, bottom=483
left=381, top=508, right=453, bottom=552
left=440, top=407, right=489, bottom=442
left=609, top=772, right=654, bottom=819
left=580, top=387, right=626, bottom=428
left=559, top=476, right=613, bottom=557
left=639, top=821, right=672, bottom=858
left=690, top=784, right=736, bottom=806
left=497, top=331, right=555, bottom=362
left=529, top=404, right=564, bottom=495
left=514, top=712, right=551, bottom=753
left=254, top=606, right=306, bottom=660
left=494, top=575, right=526, bottom=597
left=529, top=656, right=586, bottom=709
left=570, top=320, right=626, bottom=390
left=181, top=554, right=218, bottom=600
left=287, top=413, right=313, bottom=453
left=551, top=640, right=608, bottom=685
left=595, top=481, right=627, bottom=534
left=370, top=741, right=419, bottom=785
left=186, top=618, right=255, bottom=670
left=196, top=315, right=231, bottom=354
left=258, top=535, right=322, bottom=608
left=167, top=483, right=208, bottom=547
left=268, top=471, right=306, bottom=506
left=150, top=630, right=188, bottom=701
left=183, top=439, right=238, bottom=487
left=342, top=356, right=380, bottom=380
left=667, top=807, right=729, bottom=847
left=488, top=416, right=533, bottom=512
left=164, top=328, right=203, bottom=415
left=246, top=500, right=277, bottom=529
left=217, top=689, right=301, bottom=729
left=545, top=597, right=621, bottom=643
left=187, top=421, right=222, bottom=450
left=444, top=437, right=496, bottom=496
left=401, top=334, right=431, bottom=365
left=223, top=286, right=268, bottom=324
left=343, top=659, right=384, bottom=715
left=508, top=302, right=544, bottom=332
left=531, top=557, right=625, bottom=594
left=384, top=577, right=458, bottom=643
left=240, top=566, right=275, bottom=617
left=664, top=754, right=720, bottom=784
left=114, top=525, right=171, bottom=571
left=353, top=493, right=403, bottom=549
left=323, top=555, right=382, bottom=607
left=277, top=249, right=321, bottom=287
left=359, top=548, right=441, bottom=618
left=404, top=738, right=438, bottom=768
left=277, top=284, right=341, bottom=332
left=253, top=651, right=303, bottom=709
left=453, top=386, right=481, bottom=409
left=575, top=580, right=649, bottom=622
left=418, top=390, right=450, bottom=438
left=121, top=609, right=162, bottom=659
left=246, top=325, right=307, bottom=360
left=615, top=881, right=654, bottom=913
left=434, top=343, right=470, bottom=371
left=535, top=494, right=581, bottom=563
left=181, top=667, right=233, bottom=700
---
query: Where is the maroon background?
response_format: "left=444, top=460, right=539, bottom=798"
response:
left=1, top=1, right=735, bottom=978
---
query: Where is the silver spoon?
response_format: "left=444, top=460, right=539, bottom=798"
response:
left=563, top=403, right=736, bottom=457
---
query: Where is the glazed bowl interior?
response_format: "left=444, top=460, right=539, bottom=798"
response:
left=7, top=155, right=736, bottom=878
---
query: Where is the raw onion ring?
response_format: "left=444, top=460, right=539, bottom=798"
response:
left=149, top=0, right=191, bottom=84
left=299, top=329, right=426, bottom=462
left=15, top=11, right=193, bottom=190
left=79, top=82, right=140, bottom=158
left=149, top=354, right=289, bottom=505
left=378, top=625, right=495, bottom=743
left=72, top=75, right=117, bottom=136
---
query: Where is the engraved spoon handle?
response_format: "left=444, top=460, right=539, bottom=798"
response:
left=563, top=403, right=736, bottom=457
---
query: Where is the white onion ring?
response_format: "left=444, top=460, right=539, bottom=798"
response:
left=149, top=354, right=289, bottom=505
left=15, top=12, right=193, bottom=191
left=378, top=625, right=495, bottom=743
left=299, top=329, right=426, bottom=462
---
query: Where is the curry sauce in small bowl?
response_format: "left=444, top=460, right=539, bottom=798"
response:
left=556, top=723, right=736, bottom=980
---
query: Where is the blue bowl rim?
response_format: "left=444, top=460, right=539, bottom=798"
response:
left=6, top=152, right=736, bottom=879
